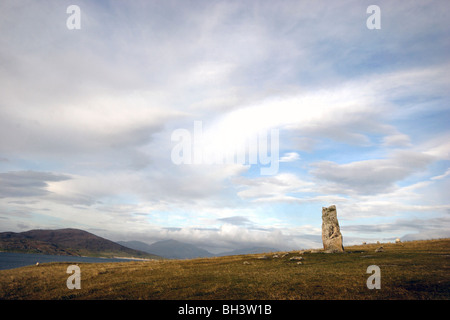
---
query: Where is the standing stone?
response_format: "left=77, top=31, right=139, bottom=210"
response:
left=322, top=205, right=344, bottom=252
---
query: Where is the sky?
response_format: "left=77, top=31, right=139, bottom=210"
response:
left=0, top=0, right=449, bottom=253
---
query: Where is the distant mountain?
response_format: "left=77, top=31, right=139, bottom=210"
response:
left=216, top=246, right=280, bottom=256
left=118, top=240, right=280, bottom=259
left=119, top=239, right=214, bottom=259
left=0, top=228, right=160, bottom=259
left=117, top=240, right=155, bottom=254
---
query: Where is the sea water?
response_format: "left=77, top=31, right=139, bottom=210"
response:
left=0, top=252, right=133, bottom=270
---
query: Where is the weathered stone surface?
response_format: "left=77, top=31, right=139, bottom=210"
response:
left=322, top=205, right=344, bottom=252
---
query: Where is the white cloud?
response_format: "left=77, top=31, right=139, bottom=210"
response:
left=280, top=152, right=301, bottom=162
left=236, top=173, right=313, bottom=201
left=431, top=168, right=450, bottom=181
left=382, top=133, right=412, bottom=148
left=310, top=150, right=434, bottom=195
left=422, top=133, right=450, bottom=161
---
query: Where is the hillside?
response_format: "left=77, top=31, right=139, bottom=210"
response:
left=1, top=238, right=449, bottom=300
left=0, top=228, right=160, bottom=259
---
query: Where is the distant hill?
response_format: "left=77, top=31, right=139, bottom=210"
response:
left=0, top=228, right=160, bottom=259
left=119, top=239, right=214, bottom=259
left=118, top=240, right=280, bottom=259
left=117, top=240, right=155, bottom=254
left=216, top=246, right=280, bottom=256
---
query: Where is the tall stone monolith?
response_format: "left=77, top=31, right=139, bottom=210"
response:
left=322, top=205, right=344, bottom=252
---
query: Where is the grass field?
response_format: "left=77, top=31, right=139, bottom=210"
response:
left=1, top=238, right=449, bottom=300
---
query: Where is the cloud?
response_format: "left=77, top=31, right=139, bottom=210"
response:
left=342, top=215, right=450, bottom=241
left=0, top=90, right=178, bottom=160
left=218, top=216, right=253, bottom=226
left=112, top=224, right=292, bottom=253
left=431, top=168, right=450, bottom=181
left=422, top=133, right=450, bottom=160
left=236, top=173, right=313, bottom=201
left=310, top=150, right=435, bottom=195
left=0, top=171, right=71, bottom=198
left=382, top=133, right=412, bottom=148
left=280, top=152, right=301, bottom=163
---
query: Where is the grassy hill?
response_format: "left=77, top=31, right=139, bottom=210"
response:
left=0, top=238, right=448, bottom=300
left=0, top=228, right=160, bottom=259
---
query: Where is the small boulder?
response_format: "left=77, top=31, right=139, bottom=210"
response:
left=289, top=256, right=304, bottom=261
left=375, top=246, right=384, bottom=253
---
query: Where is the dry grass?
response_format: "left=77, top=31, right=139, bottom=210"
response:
left=1, top=238, right=449, bottom=300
